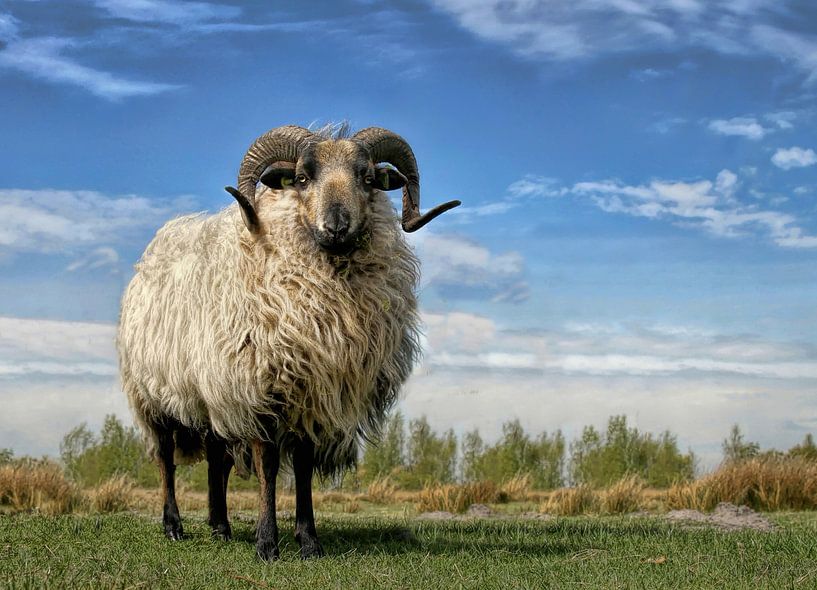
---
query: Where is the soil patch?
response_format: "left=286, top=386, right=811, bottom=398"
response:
left=664, top=502, right=777, bottom=532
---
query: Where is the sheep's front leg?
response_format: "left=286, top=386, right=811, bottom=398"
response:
left=205, top=431, right=232, bottom=541
left=156, top=426, right=183, bottom=540
left=293, top=436, right=324, bottom=559
left=253, top=439, right=280, bottom=561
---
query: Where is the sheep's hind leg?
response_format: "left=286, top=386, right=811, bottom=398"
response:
left=156, top=424, right=183, bottom=540
left=293, top=436, right=324, bottom=559
left=252, top=439, right=280, bottom=561
left=205, top=430, right=232, bottom=541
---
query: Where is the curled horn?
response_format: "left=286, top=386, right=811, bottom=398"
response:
left=225, top=125, right=316, bottom=233
left=353, top=127, right=461, bottom=232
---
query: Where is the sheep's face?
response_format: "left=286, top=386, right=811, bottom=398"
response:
left=260, top=139, right=406, bottom=256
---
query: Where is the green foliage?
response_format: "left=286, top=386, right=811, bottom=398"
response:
left=361, top=412, right=406, bottom=483
left=788, top=433, right=817, bottom=461
left=462, top=420, right=565, bottom=489
left=722, top=424, right=760, bottom=463
left=60, top=415, right=159, bottom=487
left=570, top=415, right=695, bottom=488
left=400, top=417, right=457, bottom=488
left=0, top=448, right=13, bottom=465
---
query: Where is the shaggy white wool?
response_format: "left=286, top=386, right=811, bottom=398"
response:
left=118, top=186, right=420, bottom=463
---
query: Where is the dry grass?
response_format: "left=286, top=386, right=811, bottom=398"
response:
left=667, top=457, right=817, bottom=512
left=366, top=476, right=398, bottom=504
left=0, top=460, right=84, bottom=515
left=416, top=481, right=500, bottom=514
left=342, top=499, right=361, bottom=513
left=599, top=475, right=645, bottom=514
left=90, top=475, right=134, bottom=513
left=500, top=473, right=533, bottom=502
left=541, top=485, right=597, bottom=516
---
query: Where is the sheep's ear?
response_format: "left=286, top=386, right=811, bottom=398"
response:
left=373, top=165, right=407, bottom=191
left=260, top=162, right=296, bottom=189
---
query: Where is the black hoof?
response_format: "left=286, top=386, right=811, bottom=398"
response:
left=299, top=538, right=324, bottom=559
left=164, top=521, right=184, bottom=541
left=256, top=540, right=280, bottom=561
left=211, top=523, right=232, bottom=541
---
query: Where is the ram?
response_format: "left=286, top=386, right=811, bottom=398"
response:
left=117, top=125, right=460, bottom=559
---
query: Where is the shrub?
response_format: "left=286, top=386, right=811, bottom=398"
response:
left=666, top=457, right=817, bottom=511
left=415, top=481, right=499, bottom=514
left=366, top=476, right=397, bottom=504
left=599, top=475, right=644, bottom=514
left=541, top=485, right=597, bottom=516
left=500, top=473, right=533, bottom=502
left=91, top=475, right=134, bottom=513
left=0, top=460, right=83, bottom=515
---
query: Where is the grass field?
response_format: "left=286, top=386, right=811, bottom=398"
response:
left=2, top=509, right=817, bottom=589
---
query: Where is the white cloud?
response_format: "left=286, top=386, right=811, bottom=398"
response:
left=0, top=188, right=196, bottom=254
left=765, top=111, right=796, bottom=130
left=0, top=37, right=180, bottom=100
left=91, top=0, right=241, bottom=25
left=430, top=1, right=817, bottom=83
left=707, top=117, right=769, bottom=140
left=0, top=12, right=18, bottom=42
left=0, top=316, right=117, bottom=374
left=402, top=310, right=817, bottom=468
left=771, top=146, right=817, bottom=170
left=66, top=246, right=120, bottom=273
left=571, top=169, right=817, bottom=248
left=1, top=311, right=815, bottom=466
left=507, top=175, right=567, bottom=199
left=410, top=232, right=529, bottom=303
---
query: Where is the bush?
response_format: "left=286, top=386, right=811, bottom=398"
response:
left=366, top=476, right=397, bottom=504
left=416, top=481, right=499, bottom=514
left=500, top=473, right=533, bottom=502
left=541, top=485, right=597, bottom=516
left=666, top=457, right=817, bottom=511
left=91, top=475, right=135, bottom=513
left=599, top=475, right=645, bottom=514
left=570, top=416, right=695, bottom=488
left=60, top=415, right=158, bottom=487
left=0, top=459, right=84, bottom=515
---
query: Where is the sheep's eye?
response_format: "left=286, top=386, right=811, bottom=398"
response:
left=296, top=174, right=308, bottom=185
left=364, top=175, right=374, bottom=185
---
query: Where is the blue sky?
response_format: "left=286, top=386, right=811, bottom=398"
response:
left=1, top=0, right=816, bottom=467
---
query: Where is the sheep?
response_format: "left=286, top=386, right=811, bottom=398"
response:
left=117, top=124, right=460, bottom=560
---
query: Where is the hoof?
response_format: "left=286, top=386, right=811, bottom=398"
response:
left=299, top=538, right=324, bottom=559
left=211, top=523, right=232, bottom=541
left=164, top=522, right=184, bottom=541
left=256, top=540, right=280, bottom=561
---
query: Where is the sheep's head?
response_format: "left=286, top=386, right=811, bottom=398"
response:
left=225, top=125, right=461, bottom=253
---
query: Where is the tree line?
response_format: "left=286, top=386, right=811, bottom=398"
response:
left=2, top=414, right=814, bottom=491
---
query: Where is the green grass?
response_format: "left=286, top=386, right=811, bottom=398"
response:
left=1, top=511, right=817, bottom=589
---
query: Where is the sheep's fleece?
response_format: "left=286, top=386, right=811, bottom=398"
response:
left=118, top=184, right=420, bottom=472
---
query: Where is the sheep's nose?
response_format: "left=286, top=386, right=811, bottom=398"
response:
left=324, top=204, right=351, bottom=240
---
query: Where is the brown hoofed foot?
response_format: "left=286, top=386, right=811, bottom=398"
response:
left=256, top=539, right=280, bottom=561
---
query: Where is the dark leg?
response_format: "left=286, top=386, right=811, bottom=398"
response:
left=253, top=439, right=280, bottom=561
left=223, top=447, right=235, bottom=492
left=205, top=431, right=232, bottom=541
left=292, top=436, right=324, bottom=559
left=156, top=425, right=183, bottom=540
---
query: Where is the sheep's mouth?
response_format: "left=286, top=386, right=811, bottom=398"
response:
left=314, top=229, right=359, bottom=256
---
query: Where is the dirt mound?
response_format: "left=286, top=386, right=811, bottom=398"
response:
left=665, top=502, right=777, bottom=532
left=466, top=503, right=493, bottom=517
